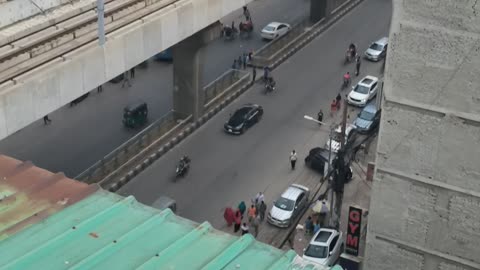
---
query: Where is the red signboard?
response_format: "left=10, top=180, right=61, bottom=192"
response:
left=346, top=206, right=362, bottom=256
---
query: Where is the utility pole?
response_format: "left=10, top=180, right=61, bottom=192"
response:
left=330, top=98, right=349, bottom=229
left=96, top=0, right=106, bottom=46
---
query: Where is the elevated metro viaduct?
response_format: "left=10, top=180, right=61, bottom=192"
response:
left=0, top=0, right=338, bottom=141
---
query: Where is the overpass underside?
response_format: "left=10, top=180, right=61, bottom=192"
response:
left=0, top=0, right=250, bottom=140
left=365, top=0, right=480, bottom=269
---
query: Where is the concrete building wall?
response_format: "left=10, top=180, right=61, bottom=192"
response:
left=0, top=0, right=251, bottom=140
left=365, top=0, right=480, bottom=269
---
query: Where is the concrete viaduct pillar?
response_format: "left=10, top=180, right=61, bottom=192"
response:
left=310, top=0, right=334, bottom=22
left=172, top=21, right=222, bottom=121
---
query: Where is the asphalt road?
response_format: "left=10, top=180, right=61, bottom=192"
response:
left=119, top=0, right=392, bottom=229
left=0, top=0, right=309, bottom=177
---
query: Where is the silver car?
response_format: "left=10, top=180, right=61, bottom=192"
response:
left=267, top=184, right=310, bottom=228
left=364, top=37, right=388, bottom=61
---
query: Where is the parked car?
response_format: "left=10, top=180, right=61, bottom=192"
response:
left=303, top=228, right=344, bottom=266
left=261, top=22, right=291, bottom=40
left=305, top=147, right=334, bottom=175
left=325, top=124, right=357, bottom=153
left=224, top=104, right=263, bottom=134
left=364, top=37, right=388, bottom=61
left=353, top=104, right=381, bottom=133
left=347, top=75, right=379, bottom=107
left=267, top=184, right=310, bottom=228
left=154, top=48, right=173, bottom=61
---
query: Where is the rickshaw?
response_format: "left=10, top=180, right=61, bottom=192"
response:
left=123, top=102, right=148, bottom=128
left=222, top=23, right=237, bottom=41
left=239, top=19, right=253, bottom=38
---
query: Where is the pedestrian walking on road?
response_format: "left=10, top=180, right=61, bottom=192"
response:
left=289, top=150, right=297, bottom=170
left=97, top=85, right=103, bottom=93
left=252, top=215, right=260, bottom=237
left=122, top=71, right=131, bottom=88
left=130, top=67, right=135, bottom=79
left=336, top=93, right=342, bottom=111
left=232, top=59, right=238, bottom=69
left=305, top=216, right=314, bottom=235
left=254, top=192, right=264, bottom=206
left=330, top=99, right=337, bottom=116
left=237, top=55, right=243, bottom=69
left=242, top=53, right=247, bottom=69
left=313, top=220, right=321, bottom=234
left=241, top=222, right=249, bottom=235
left=355, top=55, right=361, bottom=76
left=258, top=201, right=267, bottom=221
left=248, top=204, right=256, bottom=223
left=252, top=67, right=256, bottom=82
left=234, top=210, right=242, bottom=233
left=43, top=115, right=52, bottom=125
left=238, top=201, right=246, bottom=217
left=224, top=207, right=234, bottom=227
left=317, top=109, right=324, bottom=125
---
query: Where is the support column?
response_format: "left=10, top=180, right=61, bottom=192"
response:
left=172, top=21, right=222, bottom=121
left=310, top=0, right=334, bottom=22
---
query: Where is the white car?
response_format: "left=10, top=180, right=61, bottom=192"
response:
left=325, top=124, right=356, bottom=153
left=261, top=22, right=291, bottom=40
left=267, top=184, right=309, bottom=228
left=365, top=37, right=388, bottom=61
left=303, top=228, right=343, bottom=266
left=347, top=75, right=379, bottom=107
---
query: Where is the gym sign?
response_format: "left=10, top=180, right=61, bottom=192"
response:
left=345, top=206, right=362, bottom=256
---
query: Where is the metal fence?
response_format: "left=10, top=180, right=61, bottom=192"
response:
left=203, top=68, right=250, bottom=109
left=76, top=110, right=190, bottom=184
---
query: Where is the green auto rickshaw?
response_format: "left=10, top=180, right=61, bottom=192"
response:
left=123, top=102, right=148, bottom=128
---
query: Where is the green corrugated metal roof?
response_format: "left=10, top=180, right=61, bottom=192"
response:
left=0, top=189, right=331, bottom=270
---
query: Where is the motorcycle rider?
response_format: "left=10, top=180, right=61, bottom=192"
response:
left=349, top=43, right=356, bottom=58
left=177, top=155, right=190, bottom=175
left=265, top=77, right=276, bottom=92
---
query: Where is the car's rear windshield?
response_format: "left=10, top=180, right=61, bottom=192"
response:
left=304, top=244, right=328, bottom=258
left=264, top=26, right=275, bottom=31
left=354, top=85, right=369, bottom=94
left=274, top=197, right=295, bottom=211
left=359, top=110, right=375, bottom=120
left=369, top=43, right=383, bottom=51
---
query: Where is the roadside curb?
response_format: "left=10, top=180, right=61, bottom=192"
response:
left=107, top=81, right=254, bottom=192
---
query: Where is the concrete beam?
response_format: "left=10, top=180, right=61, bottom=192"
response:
left=0, top=0, right=251, bottom=140
left=172, top=21, right=222, bottom=120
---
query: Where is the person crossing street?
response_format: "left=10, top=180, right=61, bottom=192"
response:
left=290, top=150, right=297, bottom=170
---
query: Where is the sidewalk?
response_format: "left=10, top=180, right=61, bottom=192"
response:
left=285, top=134, right=377, bottom=257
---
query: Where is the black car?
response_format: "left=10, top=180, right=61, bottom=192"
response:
left=224, top=104, right=263, bottom=134
left=305, top=147, right=334, bottom=175
left=305, top=147, right=353, bottom=182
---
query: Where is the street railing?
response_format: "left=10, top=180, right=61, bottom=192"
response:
left=76, top=110, right=190, bottom=184
left=203, top=68, right=250, bottom=110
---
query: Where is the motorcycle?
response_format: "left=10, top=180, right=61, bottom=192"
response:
left=175, top=156, right=190, bottom=178
left=264, top=82, right=275, bottom=94
left=264, top=78, right=276, bottom=94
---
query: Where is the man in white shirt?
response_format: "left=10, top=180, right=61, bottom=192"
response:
left=290, top=150, right=297, bottom=170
